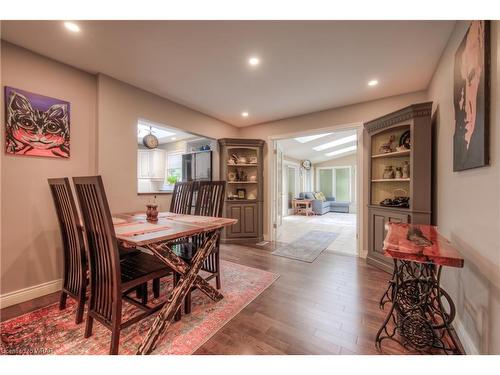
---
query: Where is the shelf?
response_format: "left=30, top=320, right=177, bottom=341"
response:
left=371, top=178, right=410, bottom=182
left=227, top=181, right=258, bottom=184
left=227, top=163, right=259, bottom=167
left=372, top=150, right=410, bottom=159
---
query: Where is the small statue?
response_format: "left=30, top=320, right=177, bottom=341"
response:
left=402, top=161, right=410, bottom=179
left=379, top=135, right=395, bottom=154
left=383, top=166, right=395, bottom=179
left=395, top=167, right=403, bottom=179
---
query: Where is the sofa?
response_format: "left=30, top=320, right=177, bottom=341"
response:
left=298, top=192, right=350, bottom=215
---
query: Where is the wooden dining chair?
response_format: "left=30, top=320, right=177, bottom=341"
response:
left=48, top=178, right=87, bottom=324
left=170, top=181, right=195, bottom=214
left=175, top=181, right=226, bottom=315
left=73, top=175, right=172, bottom=355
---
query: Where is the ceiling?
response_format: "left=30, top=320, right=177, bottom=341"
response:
left=137, top=120, right=196, bottom=145
left=278, top=129, right=357, bottom=164
left=1, top=20, right=455, bottom=127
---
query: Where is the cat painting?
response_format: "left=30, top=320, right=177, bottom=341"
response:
left=5, top=86, right=70, bottom=158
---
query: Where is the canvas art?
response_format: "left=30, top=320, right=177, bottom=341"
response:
left=5, top=86, right=70, bottom=158
left=453, top=20, right=490, bottom=171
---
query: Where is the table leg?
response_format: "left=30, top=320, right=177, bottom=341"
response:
left=136, top=229, right=221, bottom=355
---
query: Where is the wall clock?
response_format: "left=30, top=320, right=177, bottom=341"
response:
left=143, top=126, right=159, bottom=149
left=301, top=160, right=312, bottom=170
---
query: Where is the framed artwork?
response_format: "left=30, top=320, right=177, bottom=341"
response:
left=236, top=188, right=246, bottom=199
left=5, top=86, right=70, bottom=158
left=453, top=20, right=490, bottom=171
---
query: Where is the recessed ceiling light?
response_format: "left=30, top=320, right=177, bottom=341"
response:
left=171, top=137, right=177, bottom=140
left=64, top=22, right=80, bottom=33
left=241, top=112, right=249, bottom=117
left=368, top=79, right=379, bottom=87
left=313, top=134, right=357, bottom=151
left=248, top=57, right=260, bottom=66
left=294, top=133, right=332, bottom=144
left=325, top=145, right=357, bottom=157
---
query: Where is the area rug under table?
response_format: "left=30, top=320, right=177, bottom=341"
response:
left=0, top=260, right=278, bottom=355
left=272, top=230, right=338, bottom=262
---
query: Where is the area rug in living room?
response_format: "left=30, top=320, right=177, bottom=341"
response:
left=271, top=230, right=338, bottom=262
left=0, top=260, right=279, bottom=355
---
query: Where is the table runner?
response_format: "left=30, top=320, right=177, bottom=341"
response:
left=113, top=220, right=171, bottom=237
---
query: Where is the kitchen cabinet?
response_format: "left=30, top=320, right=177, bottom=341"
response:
left=137, top=149, right=165, bottom=180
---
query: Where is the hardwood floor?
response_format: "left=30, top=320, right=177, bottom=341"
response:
left=195, top=242, right=407, bottom=354
left=1, top=242, right=461, bottom=354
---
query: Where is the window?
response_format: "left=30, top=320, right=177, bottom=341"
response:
left=165, top=151, right=182, bottom=187
left=317, top=166, right=352, bottom=202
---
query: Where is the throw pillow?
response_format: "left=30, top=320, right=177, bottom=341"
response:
left=318, top=192, right=326, bottom=202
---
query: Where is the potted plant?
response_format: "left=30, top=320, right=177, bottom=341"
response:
left=166, top=175, right=178, bottom=189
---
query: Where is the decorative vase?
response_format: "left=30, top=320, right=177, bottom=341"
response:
left=146, top=204, right=158, bottom=222
left=382, top=166, right=395, bottom=179
left=402, top=161, right=410, bottom=179
left=228, top=172, right=236, bottom=182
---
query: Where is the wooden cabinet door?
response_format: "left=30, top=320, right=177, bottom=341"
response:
left=138, top=150, right=151, bottom=178
left=368, top=208, right=409, bottom=272
left=242, top=204, right=257, bottom=236
left=227, top=205, right=242, bottom=237
left=150, top=150, right=165, bottom=179
left=226, top=203, right=258, bottom=238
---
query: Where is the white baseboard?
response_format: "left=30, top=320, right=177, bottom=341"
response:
left=454, top=317, right=479, bottom=355
left=0, top=279, right=62, bottom=309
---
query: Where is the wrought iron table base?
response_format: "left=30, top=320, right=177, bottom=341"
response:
left=375, top=259, right=461, bottom=354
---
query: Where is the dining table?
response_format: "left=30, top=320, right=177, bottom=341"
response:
left=112, top=211, right=237, bottom=355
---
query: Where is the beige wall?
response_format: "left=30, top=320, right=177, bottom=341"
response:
left=240, top=90, right=428, bottom=243
left=314, top=153, right=357, bottom=213
left=96, top=74, right=238, bottom=215
left=1, top=42, right=98, bottom=295
left=0, top=47, right=239, bottom=299
left=427, top=21, right=500, bottom=354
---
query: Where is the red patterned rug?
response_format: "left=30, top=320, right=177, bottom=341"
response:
left=0, top=260, right=278, bottom=355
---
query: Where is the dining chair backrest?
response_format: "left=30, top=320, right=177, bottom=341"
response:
left=72, top=176, right=122, bottom=324
left=170, top=181, right=195, bottom=214
left=194, top=181, right=226, bottom=217
left=47, top=178, right=86, bottom=298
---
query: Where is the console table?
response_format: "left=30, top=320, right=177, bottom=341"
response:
left=375, top=223, right=464, bottom=354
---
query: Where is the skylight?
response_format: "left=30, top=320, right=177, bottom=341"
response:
left=137, top=122, right=175, bottom=139
left=313, top=134, right=357, bottom=151
left=325, top=145, right=357, bottom=157
left=294, top=133, right=332, bottom=144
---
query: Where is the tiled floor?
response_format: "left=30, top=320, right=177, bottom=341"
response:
left=277, top=212, right=357, bottom=256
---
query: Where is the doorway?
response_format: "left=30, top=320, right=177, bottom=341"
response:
left=271, top=125, right=363, bottom=257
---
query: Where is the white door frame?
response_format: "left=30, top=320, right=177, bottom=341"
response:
left=268, top=123, right=365, bottom=257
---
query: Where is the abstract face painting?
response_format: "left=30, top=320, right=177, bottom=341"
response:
left=453, top=21, right=490, bottom=171
left=5, top=87, right=70, bottom=158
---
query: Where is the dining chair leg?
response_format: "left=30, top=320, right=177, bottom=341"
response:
left=184, top=291, right=192, bottom=314
left=110, top=327, right=121, bottom=355
left=84, top=315, right=94, bottom=338
left=75, top=296, right=86, bottom=324
left=141, top=283, right=148, bottom=305
left=59, top=291, right=68, bottom=310
left=215, top=251, right=221, bottom=290
left=153, top=278, right=160, bottom=298
left=136, top=286, right=143, bottom=299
